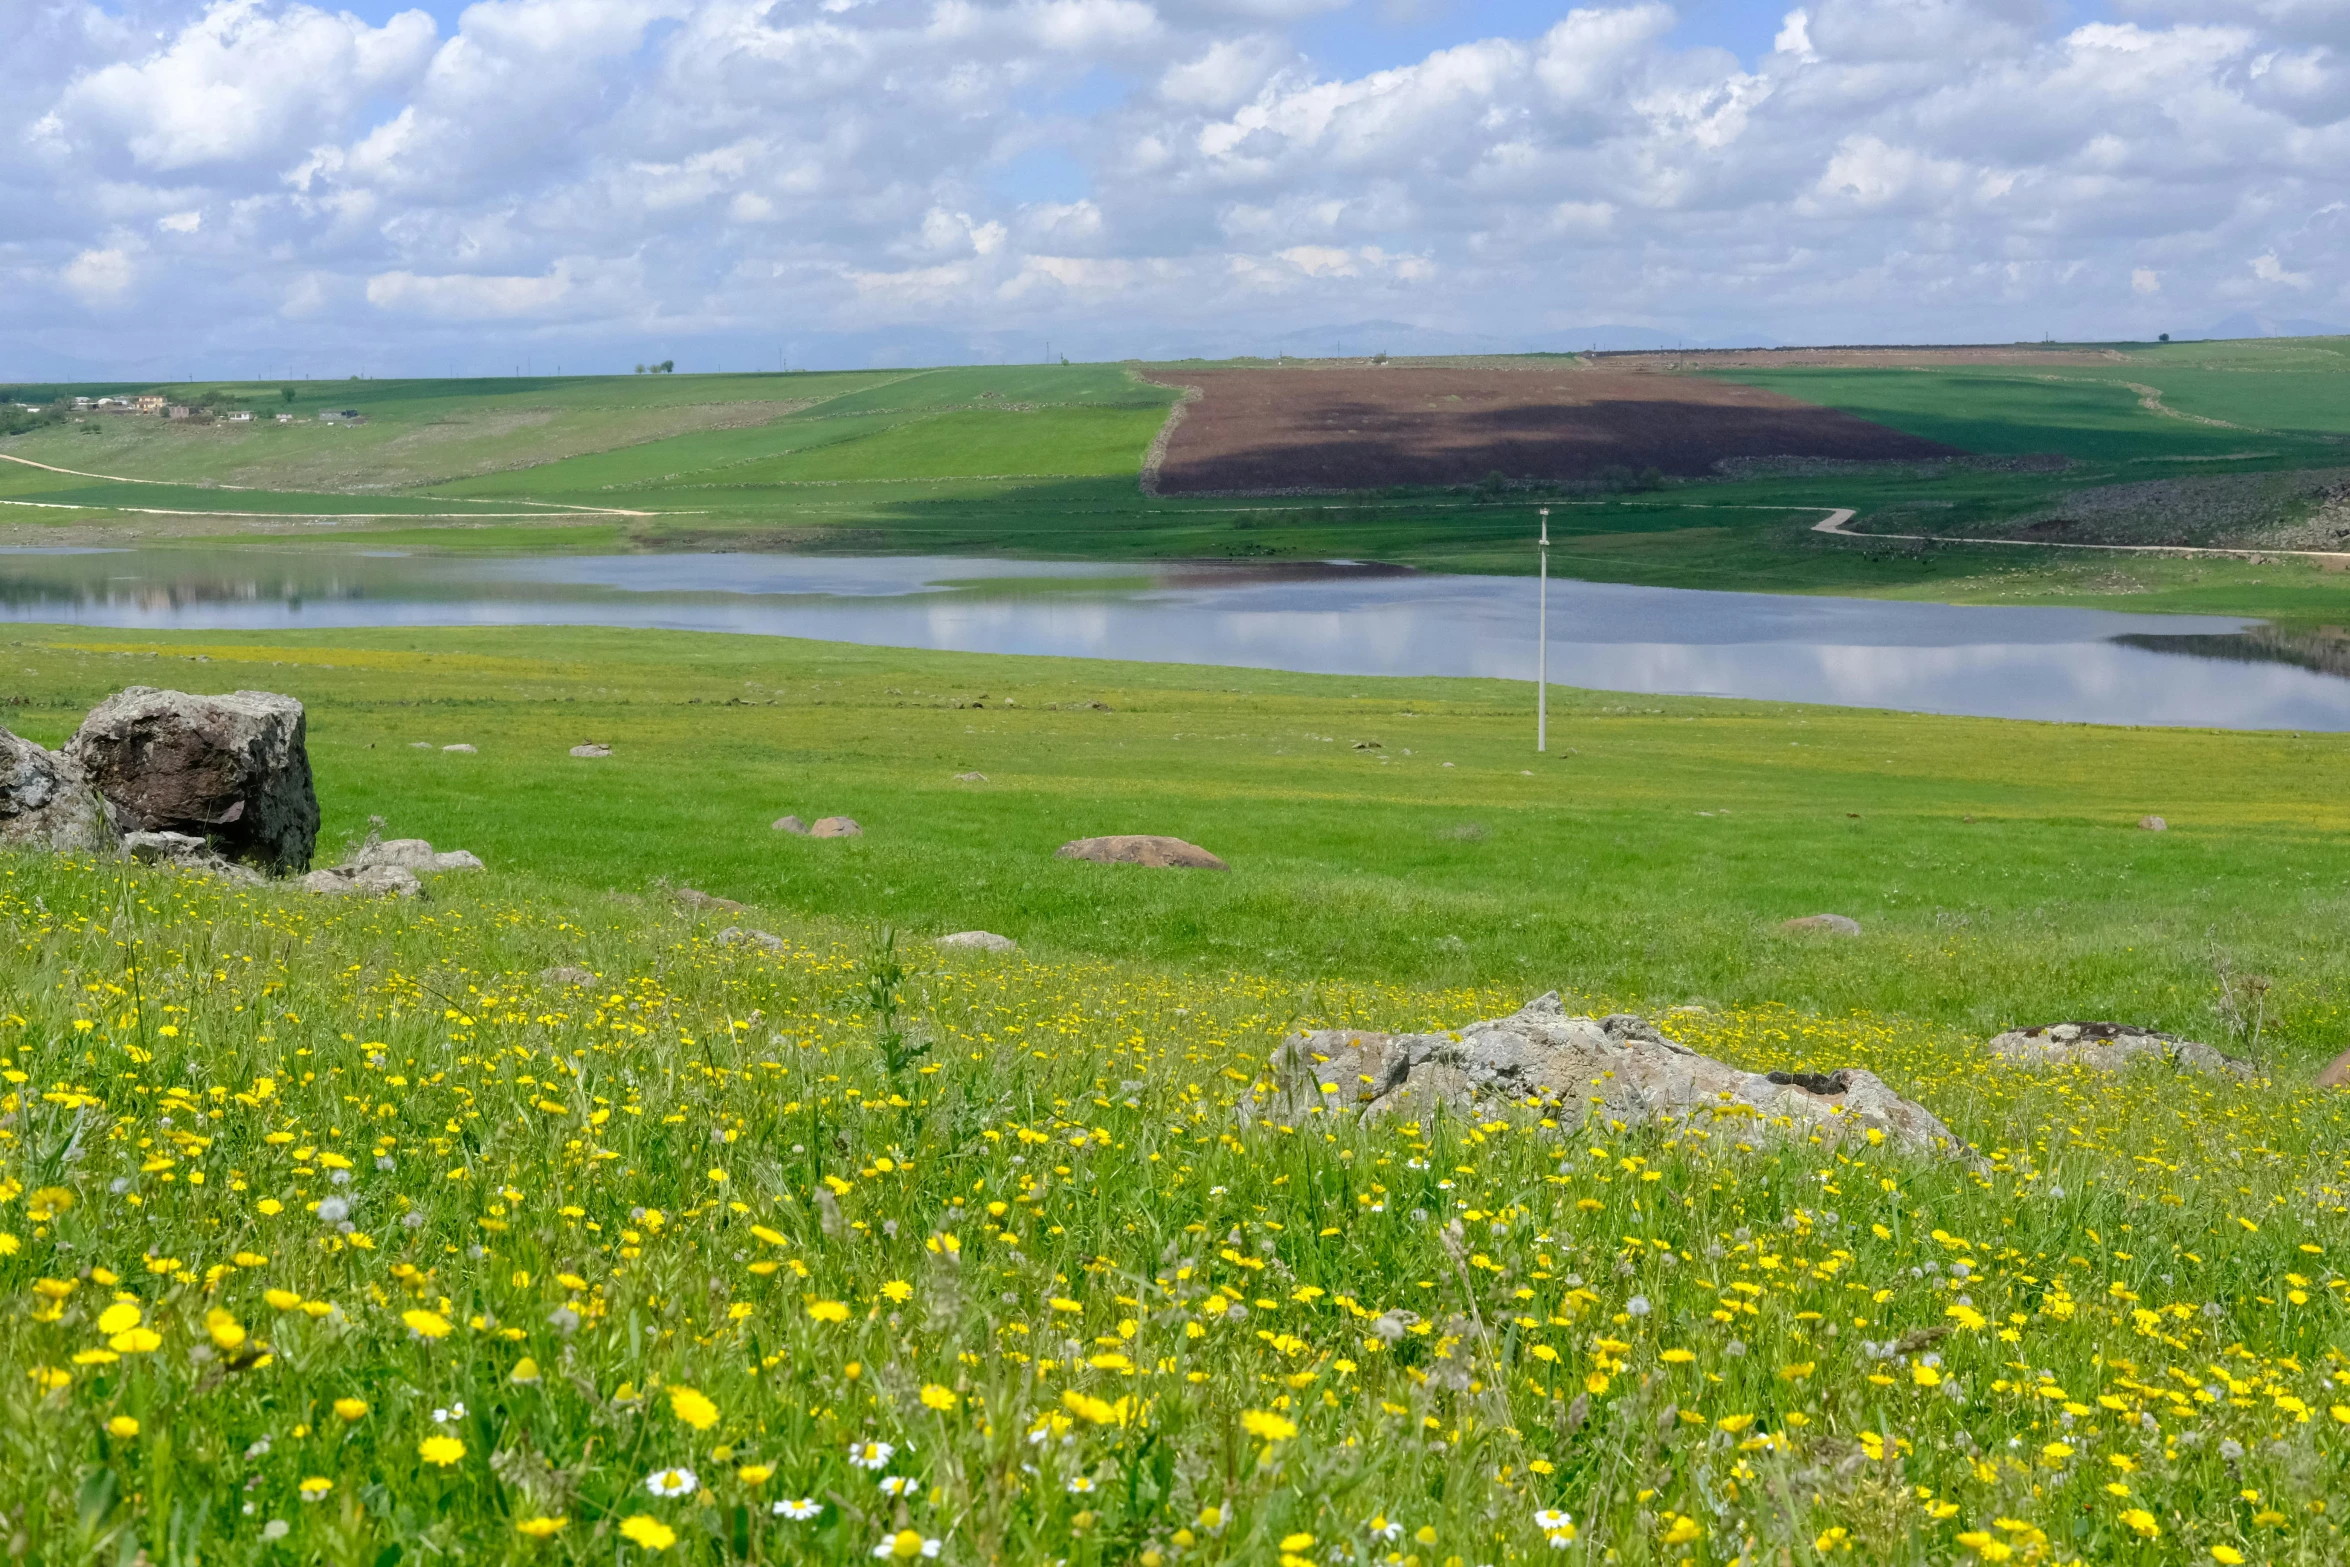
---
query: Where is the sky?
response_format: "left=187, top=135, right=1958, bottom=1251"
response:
left=5, top=0, right=2348, bottom=378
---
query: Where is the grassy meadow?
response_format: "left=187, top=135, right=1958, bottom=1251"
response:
left=5, top=626, right=2350, bottom=1564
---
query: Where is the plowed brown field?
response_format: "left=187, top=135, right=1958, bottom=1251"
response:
left=1142, top=366, right=1963, bottom=493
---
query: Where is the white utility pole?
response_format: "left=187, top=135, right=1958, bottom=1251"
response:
left=1537, top=506, right=1550, bottom=753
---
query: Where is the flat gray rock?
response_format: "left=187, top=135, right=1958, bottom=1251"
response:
left=300, top=862, right=422, bottom=898
left=1056, top=834, right=1229, bottom=870
left=349, top=837, right=483, bottom=874
left=810, top=816, right=862, bottom=838
left=716, top=926, right=786, bottom=953
left=1989, top=1021, right=2251, bottom=1080
left=772, top=815, right=809, bottom=835
left=936, top=930, right=1017, bottom=952
left=125, top=830, right=265, bottom=885
left=1782, top=913, right=1861, bottom=936
left=1246, top=992, right=1976, bottom=1162
left=570, top=743, right=612, bottom=758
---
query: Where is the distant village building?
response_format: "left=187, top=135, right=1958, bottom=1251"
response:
left=225, top=410, right=252, bottom=422
left=275, top=412, right=295, bottom=423
left=166, top=405, right=192, bottom=420
left=318, top=409, right=367, bottom=425
left=134, top=395, right=166, bottom=414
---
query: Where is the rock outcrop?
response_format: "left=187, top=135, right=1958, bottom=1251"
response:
left=65, top=687, right=317, bottom=872
left=773, top=816, right=808, bottom=835
left=1056, top=834, right=1229, bottom=870
left=346, top=838, right=484, bottom=874
left=300, top=863, right=422, bottom=898
left=810, top=816, right=862, bottom=838
left=1989, top=1022, right=2252, bottom=1080
left=298, top=833, right=482, bottom=898
left=570, top=743, right=611, bottom=758
left=936, top=930, right=1018, bottom=952
left=2316, top=1047, right=2350, bottom=1091
left=675, top=887, right=748, bottom=916
left=716, top=926, right=786, bottom=953
left=0, top=728, right=111, bottom=852
left=1247, top=993, right=1975, bottom=1161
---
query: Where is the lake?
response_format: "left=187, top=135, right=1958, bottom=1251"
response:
left=2, top=546, right=2345, bottom=730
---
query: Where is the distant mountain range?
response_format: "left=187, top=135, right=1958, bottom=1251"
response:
left=2195, top=312, right=2348, bottom=340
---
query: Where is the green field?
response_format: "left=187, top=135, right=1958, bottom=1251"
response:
left=8, top=625, right=2350, bottom=1054
left=4, top=625, right=2349, bottom=1564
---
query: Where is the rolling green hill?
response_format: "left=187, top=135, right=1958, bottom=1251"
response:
left=10, top=342, right=2350, bottom=621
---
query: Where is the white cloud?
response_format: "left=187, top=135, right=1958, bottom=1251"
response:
left=2250, top=251, right=2312, bottom=287
left=1774, top=9, right=1821, bottom=63
left=366, top=267, right=573, bottom=318
left=55, top=0, right=436, bottom=172
left=63, top=246, right=138, bottom=305
left=5, top=0, right=2350, bottom=367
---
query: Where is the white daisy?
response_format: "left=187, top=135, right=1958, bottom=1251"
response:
left=879, top=1475, right=917, bottom=1497
left=774, top=1499, right=823, bottom=1521
left=849, top=1440, right=896, bottom=1471
left=645, top=1467, right=698, bottom=1498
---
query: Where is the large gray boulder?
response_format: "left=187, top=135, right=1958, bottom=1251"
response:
left=0, top=728, right=111, bottom=852
left=1247, top=992, right=1976, bottom=1161
left=1989, top=1022, right=2252, bottom=1081
left=65, top=688, right=317, bottom=872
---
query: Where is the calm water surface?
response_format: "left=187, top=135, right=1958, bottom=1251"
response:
left=3, top=546, right=2345, bottom=731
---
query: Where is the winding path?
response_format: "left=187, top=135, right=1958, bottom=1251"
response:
left=0, top=450, right=659, bottom=518
left=1809, top=505, right=2350, bottom=567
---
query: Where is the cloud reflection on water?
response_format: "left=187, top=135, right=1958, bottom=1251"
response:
left=0, top=548, right=2342, bottom=731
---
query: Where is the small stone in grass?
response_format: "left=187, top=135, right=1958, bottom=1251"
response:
left=571, top=743, right=612, bottom=759
left=1781, top=914, right=1861, bottom=937
left=772, top=816, right=808, bottom=835
left=937, top=931, right=1017, bottom=952
left=2139, top=815, right=2167, bottom=831
left=953, top=772, right=988, bottom=783
left=810, top=816, right=862, bottom=838
left=443, top=743, right=477, bottom=754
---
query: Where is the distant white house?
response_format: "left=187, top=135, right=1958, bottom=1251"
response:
left=318, top=408, right=368, bottom=425
left=275, top=412, right=296, bottom=423
left=166, top=405, right=192, bottom=420
left=224, top=410, right=252, bottom=422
